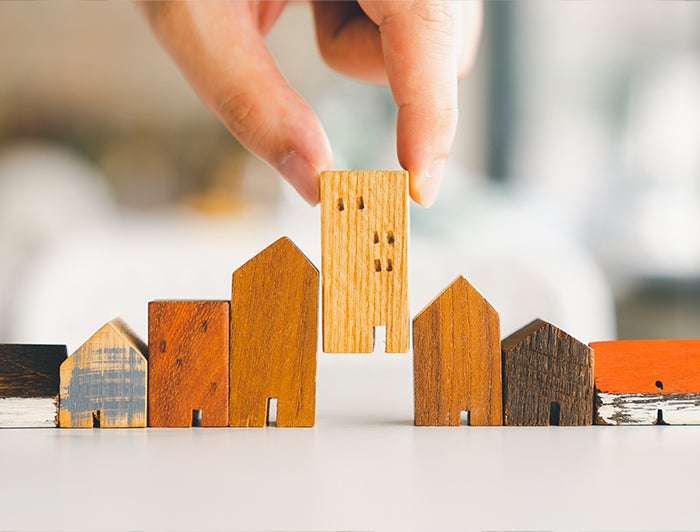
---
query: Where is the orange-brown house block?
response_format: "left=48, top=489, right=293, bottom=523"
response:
left=59, top=319, right=148, bottom=428
left=592, top=339, right=700, bottom=425
left=502, top=319, right=594, bottom=426
left=0, top=344, right=67, bottom=427
left=230, top=237, right=318, bottom=427
left=320, top=170, right=409, bottom=353
left=413, top=276, right=502, bottom=426
left=148, top=301, right=229, bottom=427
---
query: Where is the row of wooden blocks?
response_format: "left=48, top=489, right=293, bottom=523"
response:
left=1, top=236, right=317, bottom=428
left=416, top=276, right=700, bottom=426
left=1, top=170, right=698, bottom=428
left=1, top=257, right=698, bottom=427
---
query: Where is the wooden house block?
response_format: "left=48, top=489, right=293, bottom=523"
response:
left=320, top=170, right=409, bottom=353
left=592, top=339, right=700, bottom=425
left=413, top=276, right=502, bottom=426
left=148, top=300, right=229, bottom=427
left=0, top=344, right=67, bottom=427
left=230, top=237, right=318, bottom=427
left=502, top=319, right=593, bottom=426
left=59, top=319, right=148, bottom=428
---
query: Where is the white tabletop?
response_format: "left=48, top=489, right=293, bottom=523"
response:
left=1, top=356, right=699, bottom=532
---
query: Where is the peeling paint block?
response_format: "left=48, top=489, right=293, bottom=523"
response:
left=0, top=344, right=67, bottom=427
left=59, top=319, right=148, bottom=428
left=592, top=339, right=700, bottom=425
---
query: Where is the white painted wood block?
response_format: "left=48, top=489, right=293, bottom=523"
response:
left=0, top=397, right=58, bottom=427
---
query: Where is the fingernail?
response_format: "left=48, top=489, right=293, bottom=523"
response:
left=279, top=151, right=319, bottom=206
left=419, top=159, right=445, bottom=207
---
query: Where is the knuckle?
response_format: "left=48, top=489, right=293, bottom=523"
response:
left=410, top=0, right=454, bottom=29
left=218, top=90, right=269, bottom=146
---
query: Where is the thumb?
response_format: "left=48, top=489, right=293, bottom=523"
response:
left=141, top=2, right=332, bottom=205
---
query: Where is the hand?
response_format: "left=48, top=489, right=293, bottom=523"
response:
left=139, top=1, right=482, bottom=207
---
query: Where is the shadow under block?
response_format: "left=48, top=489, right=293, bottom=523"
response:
left=502, top=319, right=594, bottom=426
left=592, top=340, right=700, bottom=425
left=0, top=344, right=67, bottom=427
left=59, top=319, right=148, bottom=428
left=320, top=170, right=409, bottom=353
left=148, top=301, right=229, bottom=427
left=230, top=237, right=318, bottom=427
left=413, top=276, right=502, bottom=426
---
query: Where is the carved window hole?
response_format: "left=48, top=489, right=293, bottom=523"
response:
left=386, top=259, right=393, bottom=272
left=374, top=259, right=382, bottom=272
left=655, top=380, right=664, bottom=390
left=387, top=231, right=395, bottom=244
left=358, top=196, right=365, bottom=210
left=373, top=231, right=379, bottom=244
left=337, top=198, right=345, bottom=211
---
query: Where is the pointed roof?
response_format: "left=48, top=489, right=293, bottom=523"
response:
left=233, top=236, right=318, bottom=279
left=413, top=275, right=495, bottom=323
left=502, top=318, right=589, bottom=364
left=72, top=318, right=148, bottom=360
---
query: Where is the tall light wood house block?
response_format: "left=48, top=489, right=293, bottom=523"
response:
left=320, top=170, right=409, bottom=353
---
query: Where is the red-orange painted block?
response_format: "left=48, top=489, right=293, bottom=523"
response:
left=592, top=339, right=700, bottom=425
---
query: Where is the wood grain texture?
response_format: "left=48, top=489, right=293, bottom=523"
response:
left=592, top=339, right=700, bottom=425
left=230, top=237, right=318, bottom=427
left=0, top=344, right=66, bottom=427
left=320, top=170, right=409, bottom=353
left=59, top=319, right=148, bottom=428
left=413, top=276, right=502, bottom=426
left=148, top=301, right=229, bottom=427
left=502, top=319, right=593, bottom=426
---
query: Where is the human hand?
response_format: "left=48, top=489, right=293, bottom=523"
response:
left=139, top=1, right=482, bottom=207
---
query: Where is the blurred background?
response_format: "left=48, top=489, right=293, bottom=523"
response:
left=1, top=1, right=699, bottom=352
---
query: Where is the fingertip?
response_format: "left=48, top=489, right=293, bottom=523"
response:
left=411, top=158, right=445, bottom=208
left=279, top=151, right=325, bottom=206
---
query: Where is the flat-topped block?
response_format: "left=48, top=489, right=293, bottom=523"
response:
left=593, top=339, right=700, bottom=425
left=0, top=344, right=67, bottom=427
left=321, top=170, right=409, bottom=353
left=148, top=301, right=230, bottom=427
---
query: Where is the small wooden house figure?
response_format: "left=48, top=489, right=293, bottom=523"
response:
left=413, top=276, right=502, bottom=426
left=0, top=344, right=67, bottom=427
left=148, top=300, right=230, bottom=427
left=59, top=319, right=148, bottom=428
left=502, top=319, right=593, bottom=426
left=320, top=170, right=409, bottom=353
left=230, top=237, right=318, bottom=427
left=592, top=339, right=700, bottom=425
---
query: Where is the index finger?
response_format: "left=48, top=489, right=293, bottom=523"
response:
left=359, top=1, right=459, bottom=207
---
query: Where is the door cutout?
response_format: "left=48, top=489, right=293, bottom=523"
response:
left=655, top=409, right=668, bottom=425
left=460, top=410, right=471, bottom=426
left=92, top=410, right=102, bottom=428
left=191, top=409, right=203, bottom=427
left=549, top=402, right=561, bottom=426
left=266, top=398, right=278, bottom=427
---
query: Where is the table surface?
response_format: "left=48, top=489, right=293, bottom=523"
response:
left=1, top=356, right=699, bottom=532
